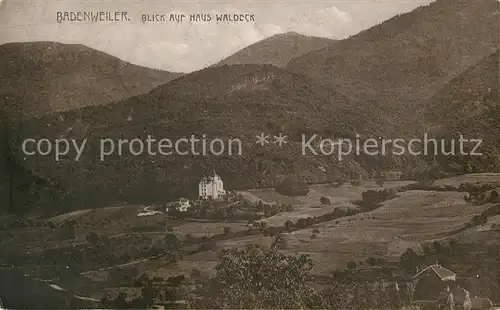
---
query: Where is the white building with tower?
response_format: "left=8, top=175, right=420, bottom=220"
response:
left=199, top=170, right=226, bottom=200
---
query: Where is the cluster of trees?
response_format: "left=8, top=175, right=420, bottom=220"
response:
left=165, top=198, right=293, bottom=222
left=102, top=245, right=340, bottom=309
left=344, top=257, right=388, bottom=270
left=241, top=206, right=370, bottom=240
left=399, top=240, right=459, bottom=275
left=458, top=183, right=495, bottom=195
left=361, top=189, right=397, bottom=204
left=404, top=181, right=496, bottom=199
left=2, top=229, right=186, bottom=275
left=256, top=200, right=294, bottom=213
left=356, top=188, right=398, bottom=211
left=100, top=274, right=187, bottom=309
left=187, top=244, right=419, bottom=309
left=189, top=245, right=331, bottom=308
left=275, top=176, right=310, bottom=197
left=469, top=204, right=500, bottom=228
left=459, top=183, right=498, bottom=203
left=402, top=181, right=499, bottom=206
left=320, top=196, right=331, bottom=205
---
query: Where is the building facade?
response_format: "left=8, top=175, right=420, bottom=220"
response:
left=199, top=171, right=226, bottom=200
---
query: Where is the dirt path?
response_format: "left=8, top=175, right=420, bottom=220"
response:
left=80, top=254, right=164, bottom=275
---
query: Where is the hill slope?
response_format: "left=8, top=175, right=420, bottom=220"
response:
left=424, top=51, right=499, bottom=129
left=0, top=41, right=184, bottom=118
left=422, top=51, right=500, bottom=173
left=9, top=64, right=402, bottom=213
left=287, top=0, right=499, bottom=116
left=215, top=32, right=335, bottom=68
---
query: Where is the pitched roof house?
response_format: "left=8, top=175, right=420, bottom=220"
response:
left=413, top=263, right=457, bottom=282
left=413, top=263, right=456, bottom=301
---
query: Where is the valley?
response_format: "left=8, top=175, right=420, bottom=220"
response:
left=0, top=0, right=499, bottom=308
left=1, top=174, right=499, bottom=308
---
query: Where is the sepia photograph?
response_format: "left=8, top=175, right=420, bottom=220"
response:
left=0, top=0, right=499, bottom=309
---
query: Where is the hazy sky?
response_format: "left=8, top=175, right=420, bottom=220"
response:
left=0, top=0, right=435, bottom=72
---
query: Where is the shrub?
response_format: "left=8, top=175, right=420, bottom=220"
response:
left=284, top=220, right=294, bottom=232
left=320, top=196, right=331, bottom=205
left=351, top=180, right=361, bottom=186
left=198, top=242, right=216, bottom=252
left=366, top=257, right=377, bottom=266
left=346, top=261, right=357, bottom=270
left=271, top=234, right=287, bottom=249
left=489, top=190, right=499, bottom=202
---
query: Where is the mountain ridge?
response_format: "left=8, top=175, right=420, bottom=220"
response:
left=286, top=0, right=499, bottom=117
left=8, top=63, right=396, bottom=213
left=215, top=32, right=336, bottom=68
left=0, top=41, right=184, bottom=118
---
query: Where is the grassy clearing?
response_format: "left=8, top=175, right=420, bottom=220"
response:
left=433, top=173, right=500, bottom=187
left=48, top=205, right=143, bottom=225
left=245, top=189, right=305, bottom=205
left=241, top=180, right=415, bottom=207
left=257, top=202, right=359, bottom=227
left=173, top=221, right=249, bottom=238
left=310, top=180, right=415, bottom=201
left=204, top=190, right=491, bottom=273
left=11, top=174, right=498, bottom=284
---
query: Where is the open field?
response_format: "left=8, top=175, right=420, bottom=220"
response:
left=433, top=173, right=500, bottom=187
left=287, top=190, right=490, bottom=263
left=3, top=174, right=499, bottom=303
left=173, top=221, right=249, bottom=238
left=366, top=190, right=491, bottom=238
left=309, top=180, right=416, bottom=201
left=240, top=180, right=416, bottom=207
left=182, top=189, right=493, bottom=274
left=239, top=189, right=305, bottom=206
left=84, top=253, right=219, bottom=285
left=48, top=204, right=246, bottom=238
left=48, top=205, right=143, bottom=224
left=256, top=201, right=359, bottom=227
left=239, top=181, right=414, bottom=227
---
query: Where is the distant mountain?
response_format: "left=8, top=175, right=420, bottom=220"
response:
left=0, top=41, right=184, bottom=118
left=287, top=0, right=498, bottom=117
left=215, top=32, right=335, bottom=68
left=9, top=64, right=401, bottom=213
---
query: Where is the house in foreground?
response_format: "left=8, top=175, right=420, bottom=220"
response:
left=413, top=263, right=456, bottom=301
left=198, top=170, right=226, bottom=200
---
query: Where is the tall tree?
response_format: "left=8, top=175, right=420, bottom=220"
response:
left=191, top=244, right=328, bottom=309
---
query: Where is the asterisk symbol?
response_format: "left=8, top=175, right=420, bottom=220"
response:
left=273, top=133, right=288, bottom=147
left=256, top=133, right=270, bottom=146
